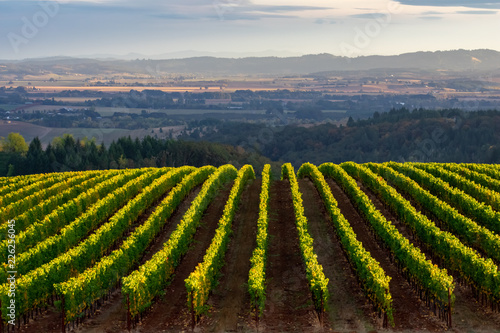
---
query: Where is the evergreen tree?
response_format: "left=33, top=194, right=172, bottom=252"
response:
left=26, top=137, right=49, bottom=173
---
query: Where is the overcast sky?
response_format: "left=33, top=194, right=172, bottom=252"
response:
left=1, top=0, right=499, bottom=60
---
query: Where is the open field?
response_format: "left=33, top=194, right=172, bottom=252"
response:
left=0, top=121, right=184, bottom=146
left=10, top=83, right=496, bottom=96
left=9, top=85, right=500, bottom=101
left=5, top=105, right=86, bottom=113
left=1, top=162, right=500, bottom=332
left=55, top=97, right=101, bottom=103
left=94, top=107, right=266, bottom=116
left=1, top=103, right=266, bottom=116
left=3, top=71, right=500, bottom=98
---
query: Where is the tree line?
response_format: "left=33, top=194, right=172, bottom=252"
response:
left=181, top=108, right=500, bottom=165
left=0, top=134, right=270, bottom=176
left=2, top=108, right=500, bottom=176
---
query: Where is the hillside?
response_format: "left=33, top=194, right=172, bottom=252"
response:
left=1, top=49, right=499, bottom=76
left=1, top=162, right=500, bottom=332
left=183, top=109, right=500, bottom=165
left=0, top=121, right=181, bottom=147
left=2, top=109, right=500, bottom=177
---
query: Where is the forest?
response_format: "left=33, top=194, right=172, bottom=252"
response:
left=1, top=108, right=499, bottom=177
left=182, top=108, right=500, bottom=165
left=0, top=135, right=272, bottom=176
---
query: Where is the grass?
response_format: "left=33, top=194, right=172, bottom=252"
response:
left=0, top=121, right=180, bottom=146
left=0, top=104, right=23, bottom=111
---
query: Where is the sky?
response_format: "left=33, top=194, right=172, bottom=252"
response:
left=0, top=0, right=499, bottom=60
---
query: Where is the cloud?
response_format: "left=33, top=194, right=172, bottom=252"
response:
left=56, top=1, right=334, bottom=22
left=209, top=12, right=299, bottom=21
left=214, top=4, right=334, bottom=20
left=421, top=11, right=446, bottom=15
left=395, top=1, right=500, bottom=9
left=250, top=5, right=333, bottom=13
left=419, top=16, right=443, bottom=20
left=314, top=18, right=336, bottom=25
left=148, top=13, right=201, bottom=20
left=456, top=10, right=498, bottom=14
left=350, top=13, right=391, bottom=19
left=208, top=3, right=335, bottom=21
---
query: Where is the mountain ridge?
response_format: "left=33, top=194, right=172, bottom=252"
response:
left=1, top=49, right=499, bottom=76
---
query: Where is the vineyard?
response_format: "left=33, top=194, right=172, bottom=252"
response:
left=1, top=162, right=500, bottom=332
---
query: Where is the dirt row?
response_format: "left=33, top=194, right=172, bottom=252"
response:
left=200, top=180, right=261, bottom=332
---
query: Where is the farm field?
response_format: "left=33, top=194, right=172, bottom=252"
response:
left=1, top=162, right=500, bottom=332
left=93, top=107, right=267, bottom=117
left=0, top=121, right=184, bottom=147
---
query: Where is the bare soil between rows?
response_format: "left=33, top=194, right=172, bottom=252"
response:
left=258, top=180, right=321, bottom=332
left=198, top=180, right=261, bottom=333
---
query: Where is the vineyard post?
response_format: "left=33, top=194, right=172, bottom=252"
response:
left=61, top=297, right=66, bottom=333
left=126, top=295, right=131, bottom=332
left=0, top=299, right=3, bottom=333
left=254, top=294, right=258, bottom=326
left=190, top=291, right=195, bottom=330
left=383, top=290, right=389, bottom=329
left=320, top=290, right=324, bottom=327
left=448, top=288, right=452, bottom=328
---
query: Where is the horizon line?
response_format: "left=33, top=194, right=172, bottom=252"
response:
left=1, top=48, right=499, bottom=62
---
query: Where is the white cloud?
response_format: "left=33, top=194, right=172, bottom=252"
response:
left=395, top=0, right=500, bottom=9
left=456, top=10, right=498, bottom=14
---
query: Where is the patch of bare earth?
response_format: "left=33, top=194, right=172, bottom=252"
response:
left=260, top=180, right=320, bottom=333
left=198, top=180, right=261, bottom=333
left=298, top=179, right=378, bottom=333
